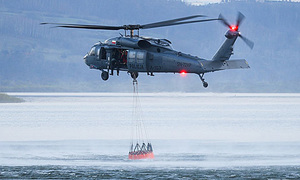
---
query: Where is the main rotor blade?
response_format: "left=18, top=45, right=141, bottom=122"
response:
left=236, top=12, right=245, bottom=27
left=239, top=34, right=254, bottom=49
left=41, top=15, right=217, bottom=31
left=141, top=15, right=206, bottom=29
left=40, top=23, right=124, bottom=30
left=141, top=18, right=220, bottom=29
left=218, top=14, right=231, bottom=29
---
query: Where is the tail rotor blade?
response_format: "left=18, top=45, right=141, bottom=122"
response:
left=236, top=11, right=245, bottom=27
left=218, top=14, right=231, bottom=29
left=239, top=34, right=254, bottom=49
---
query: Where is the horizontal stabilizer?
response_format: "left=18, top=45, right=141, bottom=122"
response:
left=201, top=59, right=250, bottom=71
left=219, top=59, right=250, bottom=70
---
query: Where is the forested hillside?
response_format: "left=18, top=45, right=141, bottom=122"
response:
left=0, top=0, right=299, bottom=92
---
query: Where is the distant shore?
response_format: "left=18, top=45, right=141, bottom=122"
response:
left=0, top=93, right=25, bottom=103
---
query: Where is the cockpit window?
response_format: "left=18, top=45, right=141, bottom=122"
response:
left=89, top=47, right=96, bottom=56
left=97, top=48, right=100, bottom=57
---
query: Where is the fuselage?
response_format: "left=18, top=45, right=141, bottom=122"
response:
left=84, top=36, right=207, bottom=75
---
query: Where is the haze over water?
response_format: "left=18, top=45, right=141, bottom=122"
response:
left=0, top=93, right=300, bottom=178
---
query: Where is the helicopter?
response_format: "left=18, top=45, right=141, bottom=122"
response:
left=41, top=12, right=253, bottom=88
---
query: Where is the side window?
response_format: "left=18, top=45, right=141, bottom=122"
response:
left=128, top=51, right=136, bottom=59
left=137, top=51, right=144, bottom=59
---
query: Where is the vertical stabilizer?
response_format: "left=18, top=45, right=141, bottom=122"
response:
left=212, top=30, right=239, bottom=61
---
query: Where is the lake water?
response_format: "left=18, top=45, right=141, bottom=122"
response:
left=0, top=93, right=300, bottom=179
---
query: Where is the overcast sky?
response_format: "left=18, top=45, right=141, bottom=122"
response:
left=183, top=0, right=300, bottom=5
left=184, top=0, right=220, bottom=5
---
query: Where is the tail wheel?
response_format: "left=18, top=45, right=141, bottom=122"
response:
left=199, top=73, right=208, bottom=88
left=101, top=71, right=109, bottom=81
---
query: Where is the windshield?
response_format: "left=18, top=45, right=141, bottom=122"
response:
left=89, top=46, right=96, bottom=56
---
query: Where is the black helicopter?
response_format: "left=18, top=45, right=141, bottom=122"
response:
left=42, top=12, right=253, bottom=88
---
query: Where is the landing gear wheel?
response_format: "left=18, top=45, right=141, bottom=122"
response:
left=199, top=73, right=208, bottom=88
left=130, top=72, right=139, bottom=80
left=101, top=71, right=109, bottom=81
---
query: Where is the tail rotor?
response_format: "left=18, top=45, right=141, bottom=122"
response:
left=218, top=12, right=254, bottom=49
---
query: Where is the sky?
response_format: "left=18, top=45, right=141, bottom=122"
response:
left=184, top=0, right=220, bottom=5
left=183, top=0, right=300, bottom=5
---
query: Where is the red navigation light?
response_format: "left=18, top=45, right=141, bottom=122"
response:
left=180, top=70, right=187, bottom=77
left=230, top=26, right=237, bottom=31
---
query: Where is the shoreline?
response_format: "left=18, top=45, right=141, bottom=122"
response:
left=0, top=93, right=25, bottom=103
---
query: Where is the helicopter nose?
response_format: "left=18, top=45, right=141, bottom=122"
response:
left=83, top=54, right=90, bottom=66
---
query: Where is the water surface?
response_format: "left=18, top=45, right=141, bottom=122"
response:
left=1, top=93, right=299, bottom=178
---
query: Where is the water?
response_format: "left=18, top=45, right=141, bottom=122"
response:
left=1, top=93, right=300, bottom=179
